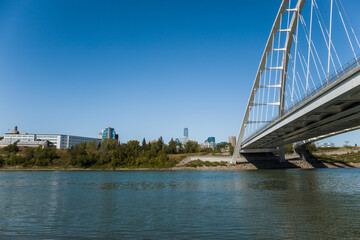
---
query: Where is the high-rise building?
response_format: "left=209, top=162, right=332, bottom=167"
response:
left=229, top=136, right=236, bottom=147
left=99, top=127, right=117, bottom=140
left=205, top=137, right=215, bottom=143
left=184, top=128, right=188, bottom=137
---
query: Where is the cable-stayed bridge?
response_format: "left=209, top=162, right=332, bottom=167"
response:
left=232, top=0, right=360, bottom=163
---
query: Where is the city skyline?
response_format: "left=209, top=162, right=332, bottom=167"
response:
left=1, top=0, right=360, bottom=146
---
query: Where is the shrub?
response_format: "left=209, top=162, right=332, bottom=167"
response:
left=284, top=144, right=294, bottom=154
left=2, top=144, right=19, bottom=154
left=306, top=143, right=317, bottom=152
left=5, top=154, right=25, bottom=166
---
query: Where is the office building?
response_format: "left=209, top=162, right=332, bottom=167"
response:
left=205, top=137, right=215, bottom=143
left=2, top=126, right=102, bottom=149
left=320, top=142, right=335, bottom=148
left=201, top=142, right=216, bottom=149
left=229, top=136, right=236, bottom=147
left=99, top=127, right=118, bottom=141
left=184, top=128, right=188, bottom=138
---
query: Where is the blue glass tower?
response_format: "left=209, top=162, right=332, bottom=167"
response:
left=102, top=127, right=116, bottom=140
left=184, top=128, right=188, bottom=137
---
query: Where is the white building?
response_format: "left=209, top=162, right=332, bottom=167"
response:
left=200, top=142, right=216, bottom=149
left=319, top=142, right=335, bottom=148
left=3, top=126, right=101, bottom=149
left=0, top=139, right=47, bottom=148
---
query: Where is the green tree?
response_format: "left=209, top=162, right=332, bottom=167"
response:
left=141, top=138, right=150, bottom=152
left=126, top=140, right=141, bottom=159
left=284, top=144, right=294, bottom=154
left=23, top=147, right=35, bottom=165
left=33, top=146, right=58, bottom=166
left=156, top=136, right=164, bottom=152
left=184, top=141, right=200, bottom=153
left=3, top=144, right=19, bottom=154
left=69, top=143, right=88, bottom=166
left=306, top=143, right=317, bottom=152
left=216, top=142, right=229, bottom=152
left=6, top=155, right=25, bottom=166
left=166, top=138, right=177, bottom=154
left=86, top=141, right=98, bottom=153
left=110, top=145, right=126, bottom=167
left=229, top=145, right=234, bottom=155
left=145, top=147, right=158, bottom=160
left=142, top=138, right=146, bottom=146
left=100, top=139, right=118, bottom=152
left=157, top=150, right=168, bottom=167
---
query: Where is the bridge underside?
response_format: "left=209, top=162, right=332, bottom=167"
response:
left=242, top=66, right=360, bottom=150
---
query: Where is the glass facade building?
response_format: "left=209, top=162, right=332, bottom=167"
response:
left=205, top=137, right=215, bottom=143
left=100, top=127, right=116, bottom=140
left=184, top=128, right=188, bottom=138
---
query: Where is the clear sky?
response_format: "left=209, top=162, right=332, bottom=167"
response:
left=1, top=0, right=360, bottom=146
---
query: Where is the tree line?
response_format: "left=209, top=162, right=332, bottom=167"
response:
left=0, top=137, right=226, bottom=168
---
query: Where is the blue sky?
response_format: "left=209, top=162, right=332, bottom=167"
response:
left=0, top=0, right=360, bottom=146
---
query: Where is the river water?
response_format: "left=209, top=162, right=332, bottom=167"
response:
left=1, top=169, right=360, bottom=239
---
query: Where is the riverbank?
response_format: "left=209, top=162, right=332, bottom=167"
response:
left=2, top=140, right=359, bottom=171
left=1, top=154, right=359, bottom=171
left=176, top=155, right=360, bottom=170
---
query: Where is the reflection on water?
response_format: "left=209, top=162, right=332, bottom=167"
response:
left=1, top=169, right=360, bottom=239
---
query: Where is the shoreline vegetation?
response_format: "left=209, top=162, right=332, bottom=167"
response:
left=0, top=138, right=231, bottom=170
left=0, top=139, right=359, bottom=171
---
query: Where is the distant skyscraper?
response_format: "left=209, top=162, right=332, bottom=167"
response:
left=229, top=136, right=236, bottom=147
left=184, top=128, right=188, bottom=137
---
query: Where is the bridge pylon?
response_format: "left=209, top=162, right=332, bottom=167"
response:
left=232, top=0, right=306, bottom=164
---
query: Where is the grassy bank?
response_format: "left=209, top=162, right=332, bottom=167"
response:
left=183, top=160, right=228, bottom=168
left=313, top=150, right=360, bottom=164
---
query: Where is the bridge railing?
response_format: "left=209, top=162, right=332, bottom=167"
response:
left=282, top=53, right=360, bottom=116
left=245, top=53, right=360, bottom=142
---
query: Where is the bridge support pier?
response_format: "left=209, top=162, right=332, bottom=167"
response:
left=279, top=146, right=286, bottom=162
left=295, top=146, right=311, bottom=161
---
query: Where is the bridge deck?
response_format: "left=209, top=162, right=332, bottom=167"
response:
left=242, top=63, right=360, bottom=149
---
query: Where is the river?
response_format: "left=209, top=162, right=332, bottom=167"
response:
left=1, top=169, right=360, bottom=239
